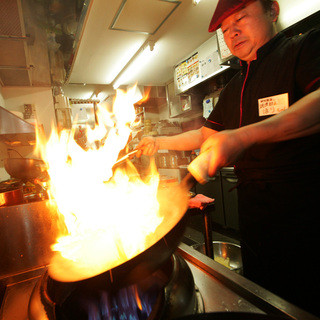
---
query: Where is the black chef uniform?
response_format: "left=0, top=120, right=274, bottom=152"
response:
left=204, top=28, right=320, bottom=316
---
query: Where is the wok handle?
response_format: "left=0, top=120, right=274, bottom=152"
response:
left=180, top=172, right=198, bottom=190
left=188, top=150, right=211, bottom=184
left=112, top=149, right=139, bottom=170
left=180, top=151, right=212, bottom=190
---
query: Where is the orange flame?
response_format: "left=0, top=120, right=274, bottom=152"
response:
left=36, top=85, right=176, bottom=282
left=135, top=86, right=151, bottom=105
left=134, top=286, right=143, bottom=310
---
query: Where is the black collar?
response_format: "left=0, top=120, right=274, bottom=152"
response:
left=240, top=32, right=286, bottom=67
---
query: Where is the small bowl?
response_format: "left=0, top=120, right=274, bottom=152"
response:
left=192, top=241, right=243, bottom=274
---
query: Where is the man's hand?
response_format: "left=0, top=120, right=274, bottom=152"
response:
left=136, top=136, right=159, bottom=157
left=199, top=130, right=248, bottom=176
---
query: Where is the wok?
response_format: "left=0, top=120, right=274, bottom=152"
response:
left=48, top=182, right=190, bottom=286
left=46, top=209, right=190, bottom=303
left=4, top=158, right=47, bottom=180
left=38, top=173, right=200, bottom=316
left=47, top=161, right=199, bottom=287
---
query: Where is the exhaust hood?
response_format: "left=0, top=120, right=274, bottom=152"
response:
left=0, top=106, right=36, bottom=146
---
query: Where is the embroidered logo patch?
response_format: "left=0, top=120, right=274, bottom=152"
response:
left=258, top=93, right=289, bottom=116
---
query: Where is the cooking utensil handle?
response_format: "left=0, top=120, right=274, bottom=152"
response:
left=105, top=150, right=139, bottom=182
left=188, top=151, right=211, bottom=184
left=180, top=172, right=198, bottom=190
left=113, top=149, right=139, bottom=167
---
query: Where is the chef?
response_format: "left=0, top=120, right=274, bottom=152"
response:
left=137, top=0, right=320, bottom=316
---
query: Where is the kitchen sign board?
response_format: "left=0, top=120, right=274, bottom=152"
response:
left=174, top=34, right=230, bottom=94
left=175, top=53, right=200, bottom=91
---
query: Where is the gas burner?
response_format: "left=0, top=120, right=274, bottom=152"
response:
left=29, top=254, right=204, bottom=320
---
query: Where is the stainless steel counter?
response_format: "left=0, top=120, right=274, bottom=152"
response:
left=177, top=243, right=319, bottom=320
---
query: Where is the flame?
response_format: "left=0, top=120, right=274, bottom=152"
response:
left=135, top=86, right=151, bottom=105
left=34, top=85, right=190, bottom=283
left=134, top=286, right=143, bottom=311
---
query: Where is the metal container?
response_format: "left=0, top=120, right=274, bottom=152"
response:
left=0, top=188, right=24, bottom=206
left=192, top=241, right=243, bottom=274
left=0, top=200, right=64, bottom=278
left=4, top=158, right=47, bottom=180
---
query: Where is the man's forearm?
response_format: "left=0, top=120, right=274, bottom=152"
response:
left=238, top=89, right=320, bottom=147
left=156, top=129, right=205, bottom=150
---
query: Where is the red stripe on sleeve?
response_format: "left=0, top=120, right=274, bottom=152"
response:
left=305, top=77, right=320, bottom=94
left=206, top=119, right=224, bottom=126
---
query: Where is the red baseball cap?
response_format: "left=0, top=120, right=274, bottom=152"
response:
left=208, top=0, right=256, bottom=32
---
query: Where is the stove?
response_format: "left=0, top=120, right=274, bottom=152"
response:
left=0, top=200, right=318, bottom=320
left=28, top=253, right=203, bottom=320
left=1, top=242, right=318, bottom=320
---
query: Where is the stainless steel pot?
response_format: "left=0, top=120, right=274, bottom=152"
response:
left=192, top=241, right=243, bottom=274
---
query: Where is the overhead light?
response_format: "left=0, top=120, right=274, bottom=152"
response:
left=112, top=40, right=157, bottom=89
left=193, top=0, right=201, bottom=6
left=280, top=0, right=319, bottom=28
left=106, top=42, right=143, bottom=84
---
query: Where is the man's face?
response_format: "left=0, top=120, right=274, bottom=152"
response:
left=221, top=1, right=277, bottom=61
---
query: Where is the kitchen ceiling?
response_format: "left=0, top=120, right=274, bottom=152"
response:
left=66, top=0, right=218, bottom=96
left=1, top=0, right=318, bottom=98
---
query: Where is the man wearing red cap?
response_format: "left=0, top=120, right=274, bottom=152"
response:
left=138, top=0, right=320, bottom=316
